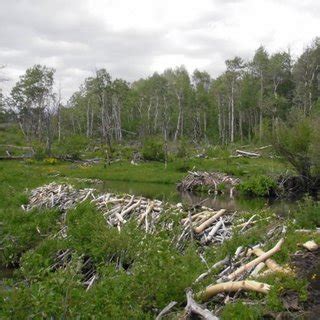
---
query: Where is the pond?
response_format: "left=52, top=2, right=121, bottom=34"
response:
left=96, top=179, right=297, bottom=216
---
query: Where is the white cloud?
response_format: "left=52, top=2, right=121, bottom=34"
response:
left=0, top=0, right=319, bottom=100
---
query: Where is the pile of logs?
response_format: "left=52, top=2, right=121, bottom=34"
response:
left=92, top=193, right=166, bottom=233
left=159, top=237, right=291, bottom=319
left=22, top=183, right=96, bottom=212
left=23, top=183, right=260, bottom=245
left=177, top=171, right=240, bottom=196
left=22, top=183, right=177, bottom=234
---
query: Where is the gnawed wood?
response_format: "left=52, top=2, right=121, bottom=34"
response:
left=198, top=280, right=270, bottom=302
left=226, top=238, right=284, bottom=281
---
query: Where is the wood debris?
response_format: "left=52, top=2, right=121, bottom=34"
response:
left=302, top=240, right=319, bottom=251
left=177, top=171, right=240, bottom=196
left=235, top=149, right=261, bottom=158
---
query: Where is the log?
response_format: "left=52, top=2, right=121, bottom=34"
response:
left=235, top=150, right=260, bottom=158
left=194, top=209, right=226, bottom=234
left=226, top=238, right=284, bottom=281
left=198, top=280, right=270, bottom=302
left=185, top=290, right=219, bottom=320
left=250, top=262, right=266, bottom=277
left=251, top=248, right=291, bottom=274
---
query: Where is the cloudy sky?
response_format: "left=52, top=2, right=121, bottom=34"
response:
left=0, top=0, right=319, bottom=99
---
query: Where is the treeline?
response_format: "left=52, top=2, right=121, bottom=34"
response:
left=1, top=38, right=320, bottom=150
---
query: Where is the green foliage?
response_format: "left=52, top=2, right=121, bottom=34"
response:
left=221, top=302, right=263, bottom=320
left=54, top=135, right=89, bottom=160
left=0, top=208, right=60, bottom=266
left=43, top=157, right=58, bottom=165
left=293, top=197, right=320, bottom=229
left=261, top=273, right=308, bottom=312
left=142, top=137, right=165, bottom=161
left=176, top=139, right=189, bottom=158
left=238, top=175, right=276, bottom=197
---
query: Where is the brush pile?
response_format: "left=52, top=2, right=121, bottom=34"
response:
left=161, top=231, right=291, bottom=319
left=22, top=183, right=96, bottom=212
left=177, top=208, right=234, bottom=249
left=177, top=171, right=240, bottom=196
left=22, top=183, right=261, bottom=245
left=22, top=183, right=172, bottom=233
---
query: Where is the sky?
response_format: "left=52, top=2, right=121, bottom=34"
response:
left=0, top=0, right=319, bottom=100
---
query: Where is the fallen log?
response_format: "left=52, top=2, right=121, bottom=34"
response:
left=226, top=238, right=284, bottom=281
left=194, top=209, right=226, bottom=234
left=198, top=280, right=270, bottom=302
left=185, top=290, right=219, bottom=320
left=235, top=150, right=260, bottom=158
left=250, top=247, right=291, bottom=274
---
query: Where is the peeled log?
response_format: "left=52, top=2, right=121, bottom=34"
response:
left=227, top=238, right=284, bottom=281
left=198, top=280, right=270, bottom=302
left=194, top=209, right=226, bottom=234
left=251, top=248, right=291, bottom=274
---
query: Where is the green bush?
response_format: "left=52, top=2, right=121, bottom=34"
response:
left=238, top=175, right=276, bottom=197
left=221, top=302, right=263, bottom=320
left=293, top=197, right=320, bottom=229
left=142, top=138, right=165, bottom=162
left=53, top=135, right=90, bottom=160
left=43, top=157, right=58, bottom=165
left=176, top=139, right=189, bottom=158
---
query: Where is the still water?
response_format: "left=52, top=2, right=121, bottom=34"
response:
left=96, top=180, right=296, bottom=216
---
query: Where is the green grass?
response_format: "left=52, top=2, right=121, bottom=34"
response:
left=0, top=157, right=316, bottom=319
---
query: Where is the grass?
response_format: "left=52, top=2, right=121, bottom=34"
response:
left=0, top=157, right=318, bottom=319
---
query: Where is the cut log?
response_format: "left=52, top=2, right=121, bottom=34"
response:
left=194, top=209, right=226, bottom=234
left=198, top=280, right=270, bottom=302
left=235, top=150, right=260, bottom=158
left=251, top=247, right=291, bottom=274
left=226, top=238, right=284, bottom=281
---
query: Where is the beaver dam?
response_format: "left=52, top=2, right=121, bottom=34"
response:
left=2, top=182, right=315, bottom=319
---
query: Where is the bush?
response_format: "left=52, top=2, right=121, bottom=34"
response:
left=54, top=135, right=89, bottom=160
left=293, top=197, right=320, bottom=229
left=43, top=157, right=58, bottom=165
left=238, top=175, right=276, bottom=197
left=176, top=139, right=189, bottom=158
left=142, top=138, right=165, bottom=162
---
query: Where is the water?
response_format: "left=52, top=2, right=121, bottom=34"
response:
left=96, top=180, right=296, bottom=214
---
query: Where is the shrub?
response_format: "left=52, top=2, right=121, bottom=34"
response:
left=238, top=175, right=276, bottom=197
left=293, top=197, right=320, bottom=229
left=142, top=138, right=165, bottom=162
left=43, top=157, right=58, bottom=165
left=176, top=139, right=189, bottom=158
left=54, top=135, right=89, bottom=160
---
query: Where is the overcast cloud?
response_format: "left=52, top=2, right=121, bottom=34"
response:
left=0, top=0, right=319, bottom=99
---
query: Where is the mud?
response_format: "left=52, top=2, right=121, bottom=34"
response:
left=291, top=248, right=320, bottom=319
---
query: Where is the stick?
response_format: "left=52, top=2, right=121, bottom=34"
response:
left=194, top=209, right=226, bottom=234
left=251, top=247, right=291, bottom=273
left=227, top=238, right=284, bottom=281
left=155, top=301, right=177, bottom=320
left=194, top=256, right=229, bottom=284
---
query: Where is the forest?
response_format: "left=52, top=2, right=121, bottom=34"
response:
left=1, top=38, right=320, bottom=152
left=1, top=38, right=320, bottom=320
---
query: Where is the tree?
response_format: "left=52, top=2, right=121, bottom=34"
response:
left=273, top=110, right=320, bottom=191
left=9, top=65, right=55, bottom=141
left=252, top=46, right=269, bottom=141
left=293, top=38, right=320, bottom=114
